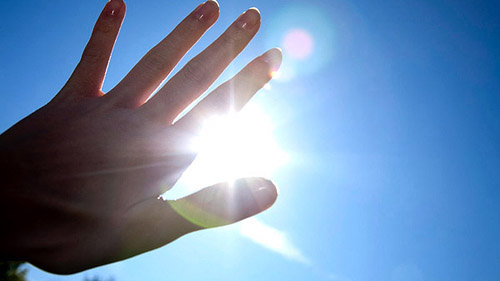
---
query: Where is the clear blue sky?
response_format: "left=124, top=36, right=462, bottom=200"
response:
left=1, top=0, right=499, bottom=281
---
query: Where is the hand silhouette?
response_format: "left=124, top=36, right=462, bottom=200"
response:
left=0, top=0, right=281, bottom=274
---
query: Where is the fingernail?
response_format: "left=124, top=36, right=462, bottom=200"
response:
left=194, top=0, right=219, bottom=22
left=235, top=8, right=260, bottom=30
left=260, top=48, right=283, bottom=71
left=104, top=0, right=122, bottom=16
left=250, top=179, right=278, bottom=209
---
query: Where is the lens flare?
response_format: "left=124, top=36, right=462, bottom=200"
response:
left=283, top=28, right=314, bottom=60
left=265, top=3, right=335, bottom=80
left=270, top=70, right=281, bottom=79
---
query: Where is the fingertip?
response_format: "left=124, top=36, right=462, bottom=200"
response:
left=248, top=7, right=261, bottom=14
left=236, top=177, right=278, bottom=211
left=247, top=7, right=261, bottom=23
left=249, top=7, right=262, bottom=27
left=120, top=0, right=127, bottom=14
left=236, top=7, right=261, bottom=30
left=274, top=47, right=283, bottom=58
left=209, top=0, right=220, bottom=18
left=194, top=0, right=220, bottom=22
left=104, top=0, right=126, bottom=17
left=260, top=47, right=283, bottom=72
left=208, top=0, right=220, bottom=9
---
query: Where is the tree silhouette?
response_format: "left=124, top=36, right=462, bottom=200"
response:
left=0, top=261, right=27, bottom=281
left=0, top=262, right=113, bottom=281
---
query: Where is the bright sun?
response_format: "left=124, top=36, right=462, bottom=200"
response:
left=176, top=103, right=289, bottom=193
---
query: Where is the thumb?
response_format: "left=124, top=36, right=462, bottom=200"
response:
left=169, top=177, right=278, bottom=229
left=119, top=177, right=277, bottom=259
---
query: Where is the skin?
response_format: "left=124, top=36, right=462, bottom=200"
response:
left=0, top=0, right=282, bottom=274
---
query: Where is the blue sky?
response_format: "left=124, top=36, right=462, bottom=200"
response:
left=1, top=0, right=499, bottom=281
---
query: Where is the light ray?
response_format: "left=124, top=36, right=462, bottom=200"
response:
left=239, top=218, right=310, bottom=264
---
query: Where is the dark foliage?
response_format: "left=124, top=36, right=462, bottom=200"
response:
left=0, top=261, right=27, bottom=281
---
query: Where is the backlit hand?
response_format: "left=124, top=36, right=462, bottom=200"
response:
left=0, top=0, right=281, bottom=274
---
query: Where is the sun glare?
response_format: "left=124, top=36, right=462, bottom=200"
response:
left=177, top=104, right=289, bottom=193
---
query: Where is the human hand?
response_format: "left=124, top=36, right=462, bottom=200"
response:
left=0, top=0, right=281, bottom=274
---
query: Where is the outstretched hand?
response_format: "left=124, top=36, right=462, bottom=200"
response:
left=0, top=0, right=281, bottom=274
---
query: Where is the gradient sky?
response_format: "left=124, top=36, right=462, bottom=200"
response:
left=1, top=0, right=499, bottom=281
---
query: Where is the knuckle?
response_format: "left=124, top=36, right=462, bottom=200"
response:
left=241, top=62, right=269, bottom=85
left=81, top=48, right=104, bottom=64
left=94, top=20, right=115, bottom=34
left=181, top=59, right=209, bottom=84
left=257, top=63, right=273, bottom=80
left=220, top=30, right=246, bottom=46
left=142, top=49, right=172, bottom=72
left=241, top=73, right=260, bottom=87
left=185, top=18, right=202, bottom=32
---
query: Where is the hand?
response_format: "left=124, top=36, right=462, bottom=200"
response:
left=0, top=0, right=281, bottom=274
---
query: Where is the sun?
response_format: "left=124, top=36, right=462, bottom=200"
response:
left=176, top=103, right=289, bottom=194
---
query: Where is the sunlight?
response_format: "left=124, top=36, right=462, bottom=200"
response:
left=178, top=103, right=289, bottom=192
